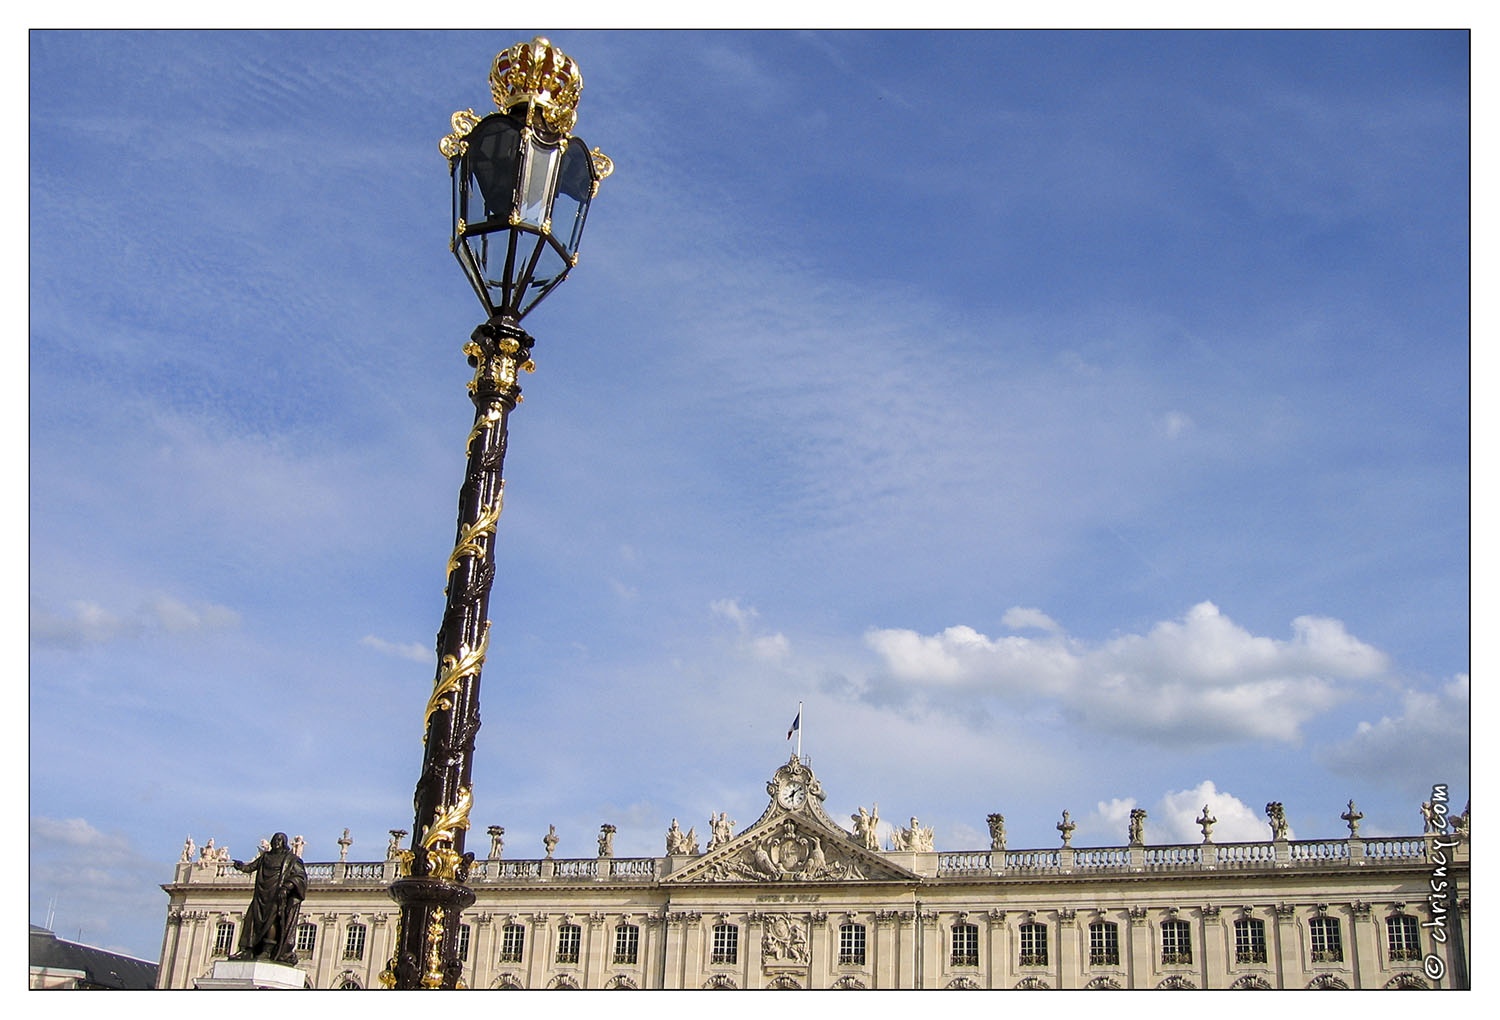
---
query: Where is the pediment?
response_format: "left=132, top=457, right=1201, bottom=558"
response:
left=666, top=811, right=916, bottom=885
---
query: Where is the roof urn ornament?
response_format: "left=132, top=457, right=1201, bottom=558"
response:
left=1341, top=800, right=1363, bottom=838
left=1057, top=810, right=1076, bottom=848
left=543, top=825, right=559, bottom=859
left=1197, top=805, right=1217, bottom=843
left=337, top=827, right=353, bottom=863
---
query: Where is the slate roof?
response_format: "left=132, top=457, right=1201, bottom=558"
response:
left=29, top=925, right=159, bottom=990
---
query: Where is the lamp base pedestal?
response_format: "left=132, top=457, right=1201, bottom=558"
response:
left=386, top=876, right=477, bottom=989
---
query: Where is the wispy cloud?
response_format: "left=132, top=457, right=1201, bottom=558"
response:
left=361, top=634, right=432, bottom=664
left=30, top=595, right=240, bottom=648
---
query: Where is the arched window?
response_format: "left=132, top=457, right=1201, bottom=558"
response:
left=1018, top=922, right=1047, bottom=967
left=1309, top=917, right=1343, bottom=963
left=498, top=923, right=525, bottom=963
left=605, top=974, right=639, bottom=989
left=343, top=922, right=366, bottom=961
left=710, top=923, right=739, bottom=964
left=492, top=973, right=525, bottom=989
left=555, top=923, right=581, bottom=964
left=949, top=923, right=978, bottom=966
left=1234, top=917, right=1267, bottom=963
left=839, top=922, right=866, bottom=965
left=1161, top=919, right=1192, bottom=964
left=1084, top=976, right=1122, bottom=989
left=613, top=923, right=639, bottom=965
left=1158, top=974, right=1196, bottom=989
left=1014, top=976, right=1050, bottom=989
left=832, top=975, right=867, bottom=989
left=703, top=973, right=737, bottom=989
left=767, top=975, right=802, bottom=989
left=1088, top=921, right=1119, bottom=965
left=1387, top=914, right=1421, bottom=962
left=212, top=920, right=235, bottom=956
left=945, top=976, right=980, bottom=989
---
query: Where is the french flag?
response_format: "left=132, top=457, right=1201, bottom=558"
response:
left=786, top=709, right=801, bottom=741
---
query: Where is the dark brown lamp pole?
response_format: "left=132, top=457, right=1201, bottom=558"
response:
left=382, top=37, right=611, bottom=990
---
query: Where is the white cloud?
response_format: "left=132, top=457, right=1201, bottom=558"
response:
left=752, top=633, right=791, bottom=661
left=1157, top=781, right=1279, bottom=844
left=710, top=598, right=758, bottom=632
left=610, top=578, right=640, bottom=601
left=1320, top=675, right=1469, bottom=785
left=864, top=601, right=1387, bottom=745
left=1001, top=607, right=1062, bottom=634
left=360, top=634, right=432, bottom=664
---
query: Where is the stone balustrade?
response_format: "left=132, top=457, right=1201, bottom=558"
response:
left=170, top=831, right=1454, bottom=889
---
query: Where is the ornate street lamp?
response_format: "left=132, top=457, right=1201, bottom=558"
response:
left=382, top=37, right=611, bottom=990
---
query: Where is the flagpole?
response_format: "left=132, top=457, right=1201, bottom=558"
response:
left=796, top=700, right=803, bottom=759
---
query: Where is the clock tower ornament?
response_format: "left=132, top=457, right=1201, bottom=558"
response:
left=768, top=755, right=824, bottom=814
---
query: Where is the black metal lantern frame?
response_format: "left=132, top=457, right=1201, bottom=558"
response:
left=451, top=107, right=604, bottom=322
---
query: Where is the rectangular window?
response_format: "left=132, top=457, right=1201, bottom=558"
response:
left=711, top=924, right=738, bottom=965
left=1161, top=919, right=1192, bottom=964
left=343, top=923, right=366, bottom=961
left=1387, top=915, right=1421, bottom=962
left=614, top=924, right=640, bottom=965
left=295, top=922, right=317, bottom=955
left=1088, top=921, right=1119, bottom=966
left=499, top=923, right=525, bottom=963
left=1234, top=918, right=1267, bottom=964
left=951, top=923, right=979, bottom=967
left=1019, top=923, right=1048, bottom=967
left=839, top=923, right=867, bottom=965
left=556, top=924, right=581, bottom=964
left=458, top=923, right=471, bottom=962
left=213, top=921, right=235, bottom=956
left=1310, top=917, right=1343, bottom=963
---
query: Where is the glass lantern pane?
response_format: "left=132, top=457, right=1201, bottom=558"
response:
left=519, top=239, right=570, bottom=317
left=552, top=142, right=595, bottom=257
left=465, top=114, right=522, bottom=227
left=517, top=140, right=561, bottom=229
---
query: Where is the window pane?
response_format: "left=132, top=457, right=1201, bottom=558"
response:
left=518, top=140, right=561, bottom=229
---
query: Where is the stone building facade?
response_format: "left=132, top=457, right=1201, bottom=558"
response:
left=157, top=756, right=1468, bottom=989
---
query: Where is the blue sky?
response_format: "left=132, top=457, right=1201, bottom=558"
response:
left=28, top=29, right=1469, bottom=962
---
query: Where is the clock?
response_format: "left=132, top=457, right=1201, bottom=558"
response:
left=777, top=781, right=807, bottom=809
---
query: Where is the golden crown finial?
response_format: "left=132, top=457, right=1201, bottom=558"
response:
left=489, top=36, right=584, bottom=135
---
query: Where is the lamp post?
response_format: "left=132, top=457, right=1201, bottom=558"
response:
left=382, top=37, right=611, bottom=990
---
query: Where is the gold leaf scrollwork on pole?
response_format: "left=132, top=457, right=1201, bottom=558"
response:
left=423, top=624, right=491, bottom=737
left=419, top=787, right=474, bottom=883
left=445, top=497, right=502, bottom=581
left=466, top=406, right=504, bottom=453
left=422, top=906, right=446, bottom=988
left=378, top=913, right=403, bottom=988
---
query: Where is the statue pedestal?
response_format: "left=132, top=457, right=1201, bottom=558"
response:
left=195, top=959, right=309, bottom=989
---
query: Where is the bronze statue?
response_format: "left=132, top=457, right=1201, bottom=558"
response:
left=231, top=832, right=308, bottom=964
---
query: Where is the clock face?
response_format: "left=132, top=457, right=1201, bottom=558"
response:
left=778, top=782, right=806, bottom=808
